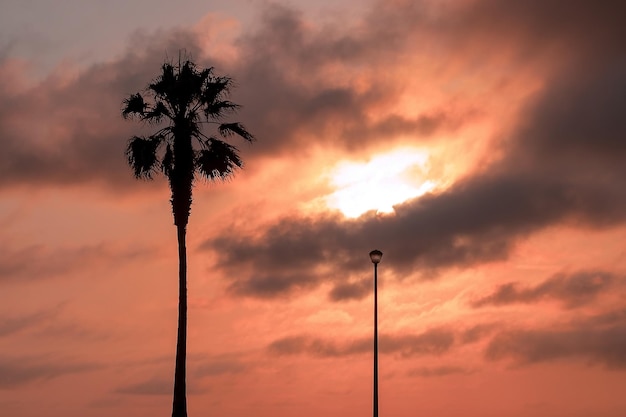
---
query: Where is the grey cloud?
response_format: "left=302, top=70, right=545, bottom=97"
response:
left=484, top=308, right=626, bottom=369
left=0, top=242, right=157, bottom=283
left=460, top=323, right=500, bottom=344
left=206, top=0, right=626, bottom=299
left=193, top=356, right=249, bottom=377
left=228, top=2, right=474, bottom=157
left=2, top=0, right=625, bottom=307
left=115, top=354, right=248, bottom=396
left=0, top=307, right=59, bottom=337
left=0, top=1, right=468, bottom=191
left=384, top=329, right=455, bottom=357
left=0, top=30, right=205, bottom=190
left=227, top=272, right=321, bottom=299
left=115, top=376, right=208, bottom=396
left=115, top=377, right=178, bottom=396
left=407, top=366, right=475, bottom=378
left=485, top=325, right=626, bottom=369
left=0, top=304, right=111, bottom=342
left=1, top=0, right=624, bottom=190
left=267, top=328, right=455, bottom=358
left=471, top=270, right=619, bottom=309
left=0, top=356, right=100, bottom=388
left=329, top=278, right=372, bottom=301
left=207, top=173, right=626, bottom=299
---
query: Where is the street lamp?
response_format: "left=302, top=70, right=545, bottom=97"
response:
left=369, top=249, right=383, bottom=417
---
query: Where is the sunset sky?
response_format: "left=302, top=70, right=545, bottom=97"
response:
left=1, top=1, right=626, bottom=416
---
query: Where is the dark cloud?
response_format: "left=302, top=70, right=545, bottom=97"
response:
left=227, top=271, right=321, bottom=299
left=0, top=0, right=623, bottom=191
left=193, top=356, right=249, bottom=377
left=0, top=0, right=476, bottom=191
left=460, top=323, right=500, bottom=344
left=329, top=278, right=372, bottom=301
left=0, top=307, right=59, bottom=337
left=485, top=324, right=626, bottom=369
left=204, top=0, right=626, bottom=299
left=407, top=365, right=475, bottom=378
left=116, top=376, right=214, bottom=396
left=114, top=354, right=247, bottom=396
left=115, top=376, right=179, bottom=396
left=1, top=0, right=624, bottom=304
left=0, top=356, right=100, bottom=388
left=0, top=242, right=156, bottom=283
left=0, top=304, right=110, bottom=343
left=0, top=31, right=205, bottom=190
left=471, top=271, right=619, bottom=309
left=207, top=172, right=626, bottom=299
left=484, top=308, right=626, bottom=369
left=226, top=2, right=474, bottom=157
left=268, top=309, right=626, bottom=370
left=267, top=328, right=455, bottom=358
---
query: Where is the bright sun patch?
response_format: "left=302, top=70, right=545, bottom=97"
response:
left=326, top=149, right=436, bottom=218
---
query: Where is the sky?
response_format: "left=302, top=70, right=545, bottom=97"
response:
left=1, top=0, right=626, bottom=416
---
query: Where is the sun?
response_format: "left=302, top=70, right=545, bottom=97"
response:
left=326, top=149, right=436, bottom=218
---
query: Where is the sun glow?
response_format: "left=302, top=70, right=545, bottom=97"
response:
left=326, top=149, right=436, bottom=218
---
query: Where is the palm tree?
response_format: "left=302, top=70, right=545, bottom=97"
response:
left=122, top=57, right=254, bottom=417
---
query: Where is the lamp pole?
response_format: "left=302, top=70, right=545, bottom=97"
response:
left=369, top=249, right=383, bottom=417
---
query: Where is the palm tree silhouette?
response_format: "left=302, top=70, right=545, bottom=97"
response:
left=122, top=56, right=254, bottom=417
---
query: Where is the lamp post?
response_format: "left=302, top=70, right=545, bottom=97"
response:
left=369, top=249, right=383, bottom=417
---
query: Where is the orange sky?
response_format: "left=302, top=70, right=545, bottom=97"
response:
left=1, top=1, right=626, bottom=416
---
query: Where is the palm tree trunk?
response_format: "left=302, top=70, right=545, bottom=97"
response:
left=172, top=224, right=188, bottom=417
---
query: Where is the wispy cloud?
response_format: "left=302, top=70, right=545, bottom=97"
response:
left=471, top=270, right=620, bottom=309
left=485, top=308, right=626, bottom=369
left=407, top=365, right=475, bottom=378
left=0, top=305, right=62, bottom=337
left=0, top=355, right=100, bottom=389
left=0, top=242, right=157, bottom=283
left=268, top=328, right=455, bottom=358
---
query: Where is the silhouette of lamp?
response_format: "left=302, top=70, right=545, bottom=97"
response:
left=369, top=249, right=383, bottom=417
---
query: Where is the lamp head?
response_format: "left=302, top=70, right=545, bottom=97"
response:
left=369, top=249, right=383, bottom=264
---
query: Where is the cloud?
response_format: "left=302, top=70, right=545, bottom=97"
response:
left=116, top=376, right=216, bottom=396
left=0, top=0, right=623, bottom=190
left=200, top=0, right=626, bottom=300
left=114, top=354, right=248, bottom=396
left=471, top=270, right=619, bottom=309
left=328, top=278, right=372, bottom=301
left=115, top=376, right=177, bottom=396
left=0, top=306, right=61, bottom=337
left=207, top=171, right=626, bottom=299
left=0, top=242, right=156, bottom=283
left=1, top=0, right=625, bottom=304
left=0, top=356, right=100, bottom=389
left=0, top=0, right=476, bottom=191
left=485, top=309, right=626, bottom=369
left=0, top=31, right=204, bottom=191
left=267, top=328, right=455, bottom=358
left=193, top=356, right=249, bottom=377
left=407, top=365, right=475, bottom=378
left=460, top=323, right=500, bottom=344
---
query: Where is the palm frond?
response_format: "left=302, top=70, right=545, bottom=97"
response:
left=177, top=61, right=208, bottom=110
left=218, top=122, right=255, bottom=142
left=123, top=56, right=255, bottom=187
left=144, top=101, right=171, bottom=123
left=122, top=93, right=146, bottom=119
left=203, top=101, right=240, bottom=120
left=149, top=63, right=176, bottom=99
left=200, top=76, right=232, bottom=107
left=195, top=139, right=243, bottom=180
left=126, top=136, right=162, bottom=179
